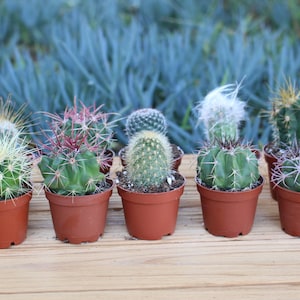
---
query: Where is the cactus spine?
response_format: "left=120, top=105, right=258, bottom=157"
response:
left=126, top=130, right=172, bottom=188
left=197, top=143, right=259, bottom=191
left=126, top=108, right=167, bottom=138
left=196, top=83, right=245, bottom=143
left=270, top=79, right=300, bottom=148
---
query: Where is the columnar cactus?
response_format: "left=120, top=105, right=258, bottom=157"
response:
left=196, top=83, right=245, bottom=143
left=126, top=108, right=168, bottom=138
left=38, top=151, right=105, bottom=196
left=197, top=142, right=259, bottom=191
left=126, top=130, right=172, bottom=188
left=0, top=134, right=33, bottom=200
left=269, top=79, right=300, bottom=148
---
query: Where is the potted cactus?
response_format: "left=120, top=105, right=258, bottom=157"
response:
left=0, top=97, right=34, bottom=248
left=264, top=79, right=300, bottom=199
left=195, top=83, right=264, bottom=238
left=38, top=101, right=115, bottom=244
left=119, top=108, right=184, bottom=171
left=271, top=143, right=300, bottom=236
left=116, top=130, right=185, bottom=240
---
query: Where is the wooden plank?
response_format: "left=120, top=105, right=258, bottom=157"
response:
left=1, top=154, right=300, bottom=300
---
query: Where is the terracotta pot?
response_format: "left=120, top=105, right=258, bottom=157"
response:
left=44, top=179, right=114, bottom=244
left=0, top=191, right=32, bottom=249
left=196, top=177, right=264, bottom=238
left=263, top=144, right=278, bottom=200
left=100, top=149, right=115, bottom=174
left=118, top=144, right=184, bottom=171
left=117, top=174, right=185, bottom=240
left=276, top=185, right=300, bottom=236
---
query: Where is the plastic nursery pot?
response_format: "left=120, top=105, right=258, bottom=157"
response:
left=100, top=149, right=115, bottom=175
left=44, top=179, right=114, bottom=244
left=196, top=177, right=264, bottom=238
left=263, top=144, right=278, bottom=201
left=118, top=144, right=184, bottom=171
left=117, top=174, right=185, bottom=240
left=0, top=191, right=32, bottom=249
left=276, top=185, right=300, bottom=237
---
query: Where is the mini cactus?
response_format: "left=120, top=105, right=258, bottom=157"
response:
left=197, top=142, right=259, bottom=191
left=38, top=151, right=105, bottom=196
left=272, top=143, right=300, bottom=192
left=38, top=101, right=112, bottom=196
left=269, top=78, right=300, bottom=148
left=126, top=108, right=168, bottom=138
left=126, top=130, right=172, bottom=189
left=0, top=134, right=33, bottom=200
left=196, top=83, right=245, bottom=143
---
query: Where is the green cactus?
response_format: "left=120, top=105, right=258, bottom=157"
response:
left=38, top=150, right=105, bottom=196
left=126, top=108, right=167, bottom=138
left=126, top=130, right=172, bottom=188
left=196, top=83, right=245, bottom=143
left=270, top=79, right=300, bottom=148
left=0, top=134, right=33, bottom=200
left=197, top=143, right=259, bottom=191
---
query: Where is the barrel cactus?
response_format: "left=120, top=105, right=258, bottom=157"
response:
left=196, top=83, right=245, bottom=143
left=197, top=142, right=259, bottom=191
left=269, top=78, right=300, bottom=148
left=38, top=151, right=105, bottom=196
left=126, top=108, right=167, bottom=138
left=0, top=134, right=33, bottom=200
left=126, top=130, right=172, bottom=189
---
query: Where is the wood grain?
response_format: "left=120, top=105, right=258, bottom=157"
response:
left=1, top=155, right=300, bottom=300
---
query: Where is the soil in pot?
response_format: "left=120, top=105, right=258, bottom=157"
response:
left=0, top=191, right=32, bottom=249
left=196, top=177, right=264, bottom=238
left=45, top=179, right=114, bottom=244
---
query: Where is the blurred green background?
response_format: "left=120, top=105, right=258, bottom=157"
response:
left=0, top=0, right=299, bottom=152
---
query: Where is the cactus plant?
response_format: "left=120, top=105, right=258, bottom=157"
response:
left=125, top=130, right=173, bottom=189
left=38, top=101, right=113, bottom=196
left=0, top=134, right=33, bottom=200
left=195, top=83, right=245, bottom=143
left=197, top=141, right=259, bottom=191
left=125, top=108, right=168, bottom=138
left=269, top=78, right=300, bottom=149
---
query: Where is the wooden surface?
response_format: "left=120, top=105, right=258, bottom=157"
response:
left=1, top=154, right=300, bottom=300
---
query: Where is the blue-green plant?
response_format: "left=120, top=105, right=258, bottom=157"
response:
left=38, top=102, right=114, bottom=196
left=125, top=108, right=167, bottom=138
left=125, top=130, right=172, bottom=189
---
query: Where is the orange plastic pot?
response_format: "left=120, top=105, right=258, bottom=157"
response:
left=276, top=185, right=300, bottom=236
left=117, top=175, right=185, bottom=240
left=0, top=191, right=32, bottom=249
left=196, top=177, right=264, bottom=238
left=44, top=179, right=114, bottom=244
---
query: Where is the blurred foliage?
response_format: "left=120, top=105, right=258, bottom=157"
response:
left=0, top=0, right=300, bottom=152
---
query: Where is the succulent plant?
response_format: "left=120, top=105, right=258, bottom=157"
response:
left=38, top=101, right=113, bottom=196
left=269, top=78, right=300, bottom=149
left=195, top=83, right=245, bottom=143
left=271, top=142, right=300, bottom=192
left=197, top=141, right=259, bottom=191
left=125, top=130, right=172, bottom=189
left=126, top=108, right=168, bottom=138
left=0, top=134, right=33, bottom=200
